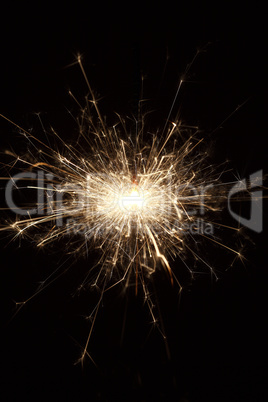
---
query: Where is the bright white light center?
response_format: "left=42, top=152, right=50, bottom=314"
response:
left=119, top=188, right=145, bottom=211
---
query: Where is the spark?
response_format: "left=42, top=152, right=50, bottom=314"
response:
left=0, top=53, right=250, bottom=364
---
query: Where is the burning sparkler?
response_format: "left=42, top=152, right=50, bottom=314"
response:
left=1, top=53, right=252, bottom=363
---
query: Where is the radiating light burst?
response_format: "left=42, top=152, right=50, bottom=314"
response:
left=0, top=54, right=246, bottom=364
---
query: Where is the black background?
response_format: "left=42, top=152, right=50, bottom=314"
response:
left=0, top=2, right=267, bottom=401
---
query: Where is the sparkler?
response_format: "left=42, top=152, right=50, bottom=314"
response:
left=1, top=53, right=247, bottom=364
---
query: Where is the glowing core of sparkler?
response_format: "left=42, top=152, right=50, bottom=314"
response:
left=119, top=187, right=145, bottom=212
